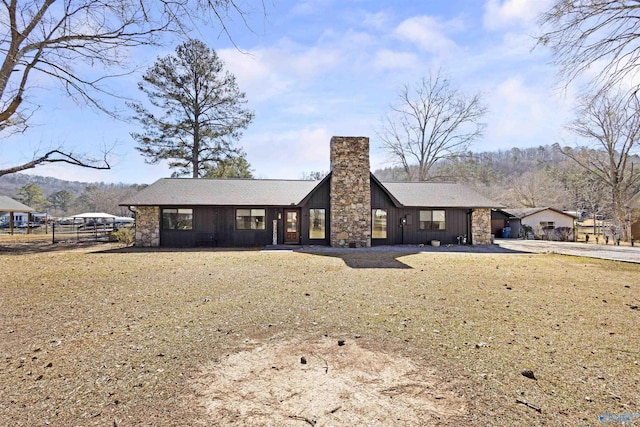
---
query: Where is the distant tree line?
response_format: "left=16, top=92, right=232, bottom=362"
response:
left=374, top=145, right=640, bottom=235
left=1, top=174, right=144, bottom=217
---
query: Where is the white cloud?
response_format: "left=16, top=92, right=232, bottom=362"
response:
left=394, top=16, right=459, bottom=57
left=290, top=0, right=335, bottom=16
left=481, top=76, right=573, bottom=151
left=483, top=0, right=553, bottom=30
left=372, top=49, right=419, bottom=71
left=218, top=49, right=292, bottom=103
left=362, top=11, right=390, bottom=31
left=219, top=40, right=344, bottom=107
left=244, top=127, right=332, bottom=178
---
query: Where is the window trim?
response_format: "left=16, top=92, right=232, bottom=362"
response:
left=308, top=208, right=326, bottom=240
left=235, top=208, right=266, bottom=230
left=372, top=208, right=387, bottom=239
left=539, top=221, right=555, bottom=230
left=161, top=208, right=193, bottom=231
left=419, top=209, right=446, bottom=231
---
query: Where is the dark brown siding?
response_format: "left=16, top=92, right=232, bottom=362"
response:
left=301, top=179, right=330, bottom=245
left=160, top=206, right=277, bottom=247
left=371, top=181, right=472, bottom=246
left=158, top=177, right=476, bottom=247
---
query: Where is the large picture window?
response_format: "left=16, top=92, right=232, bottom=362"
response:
left=372, top=209, right=387, bottom=239
left=309, top=208, right=326, bottom=239
left=419, top=210, right=446, bottom=230
left=236, top=208, right=266, bottom=230
left=162, top=208, right=193, bottom=230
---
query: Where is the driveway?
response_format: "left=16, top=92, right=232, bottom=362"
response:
left=495, top=238, right=640, bottom=264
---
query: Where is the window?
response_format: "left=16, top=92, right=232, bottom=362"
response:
left=162, top=208, right=193, bottom=230
left=236, top=208, right=266, bottom=230
left=309, top=208, right=326, bottom=239
left=419, top=210, right=446, bottom=230
left=539, top=221, right=555, bottom=230
left=372, top=209, right=387, bottom=239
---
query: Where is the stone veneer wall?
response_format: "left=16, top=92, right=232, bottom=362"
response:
left=471, top=208, right=492, bottom=245
left=135, top=206, right=160, bottom=247
left=329, top=136, right=371, bottom=248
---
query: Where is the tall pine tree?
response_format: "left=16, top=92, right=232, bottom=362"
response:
left=130, top=40, right=254, bottom=178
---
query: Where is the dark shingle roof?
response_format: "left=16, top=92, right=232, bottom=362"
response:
left=120, top=178, right=321, bottom=206
left=379, top=182, right=499, bottom=208
left=120, top=178, right=500, bottom=209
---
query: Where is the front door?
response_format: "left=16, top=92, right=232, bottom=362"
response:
left=284, top=209, right=300, bottom=244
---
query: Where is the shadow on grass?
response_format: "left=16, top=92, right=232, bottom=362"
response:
left=303, top=250, right=416, bottom=269
left=295, top=244, right=526, bottom=269
left=93, top=246, right=263, bottom=255
left=2, top=242, right=526, bottom=270
left=0, top=240, right=112, bottom=255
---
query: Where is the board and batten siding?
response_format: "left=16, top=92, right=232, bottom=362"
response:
left=301, top=179, right=330, bottom=246
left=371, top=182, right=471, bottom=246
left=160, top=206, right=279, bottom=247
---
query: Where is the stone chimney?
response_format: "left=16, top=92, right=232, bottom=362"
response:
left=329, top=136, right=371, bottom=248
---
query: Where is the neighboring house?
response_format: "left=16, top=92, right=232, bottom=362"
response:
left=493, top=207, right=577, bottom=240
left=0, top=212, right=28, bottom=226
left=628, top=192, right=640, bottom=240
left=120, top=136, right=500, bottom=248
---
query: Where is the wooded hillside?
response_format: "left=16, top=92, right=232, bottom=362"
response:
left=374, top=145, right=640, bottom=217
left=0, top=174, right=144, bottom=217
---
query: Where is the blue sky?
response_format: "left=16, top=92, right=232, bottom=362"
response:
left=3, top=0, right=577, bottom=184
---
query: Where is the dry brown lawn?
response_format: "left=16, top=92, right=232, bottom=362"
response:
left=1, top=241, right=639, bottom=426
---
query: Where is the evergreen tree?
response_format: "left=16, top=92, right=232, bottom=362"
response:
left=47, top=190, right=75, bottom=215
left=130, top=39, right=254, bottom=178
left=15, top=182, right=48, bottom=210
left=203, top=153, right=254, bottom=179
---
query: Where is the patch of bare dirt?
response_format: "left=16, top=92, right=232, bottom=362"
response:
left=193, top=336, right=466, bottom=426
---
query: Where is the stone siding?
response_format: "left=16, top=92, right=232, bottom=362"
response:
left=471, top=208, right=492, bottom=245
left=135, top=206, right=160, bottom=247
left=330, top=136, right=371, bottom=248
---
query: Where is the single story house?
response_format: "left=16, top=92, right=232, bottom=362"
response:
left=120, top=136, right=500, bottom=248
left=492, top=207, right=577, bottom=240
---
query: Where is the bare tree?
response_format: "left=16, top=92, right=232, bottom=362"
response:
left=378, top=70, right=487, bottom=181
left=537, top=0, right=640, bottom=93
left=0, top=0, right=255, bottom=177
left=301, top=171, right=328, bottom=180
left=558, top=89, right=640, bottom=240
left=504, top=170, right=568, bottom=208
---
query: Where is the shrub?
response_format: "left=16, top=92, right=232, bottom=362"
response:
left=111, top=227, right=135, bottom=246
left=521, top=224, right=534, bottom=239
left=554, top=227, right=574, bottom=242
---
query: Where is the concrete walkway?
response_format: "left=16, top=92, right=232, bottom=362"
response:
left=495, top=238, right=640, bottom=264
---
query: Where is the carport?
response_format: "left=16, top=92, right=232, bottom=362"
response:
left=0, top=196, right=34, bottom=235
